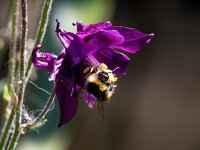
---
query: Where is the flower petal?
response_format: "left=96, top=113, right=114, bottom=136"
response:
left=78, top=89, right=97, bottom=108
left=86, top=30, right=124, bottom=54
left=55, top=20, right=72, bottom=49
left=65, top=33, right=89, bottom=67
left=107, top=26, right=154, bottom=53
left=93, top=48, right=130, bottom=75
left=74, top=21, right=88, bottom=32
left=49, top=51, right=66, bottom=81
left=32, top=44, right=57, bottom=72
left=56, top=24, right=88, bottom=67
left=56, top=30, right=72, bottom=49
left=56, top=77, right=78, bottom=127
left=75, top=21, right=112, bottom=38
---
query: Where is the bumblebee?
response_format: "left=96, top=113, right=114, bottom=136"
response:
left=82, top=63, right=118, bottom=120
left=83, top=63, right=117, bottom=101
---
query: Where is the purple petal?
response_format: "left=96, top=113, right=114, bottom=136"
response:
left=56, top=77, right=78, bottom=127
left=65, top=33, right=89, bottom=67
left=74, top=21, right=88, bottom=32
left=93, top=48, right=130, bottom=75
left=78, top=89, right=97, bottom=108
left=55, top=20, right=72, bottom=49
left=76, top=21, right=112, bottom=38
left=86, top=30, right=124, bottom=54
left=32, top=44, right=57, bottom=72
left=56, top=26, right=89, bottom=67
left=56, top=30, right=72, bottom=49
left=107, top=26, right=154, bottom=53
left=49, top=51, right=66, bottom=81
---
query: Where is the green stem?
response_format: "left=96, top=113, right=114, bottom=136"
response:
left=7, top=129, right=20, bottom=150
left=8, top=0, right=27, bottom=149
left=16, top=0, right=27, bottom=127
left=0, top=0, right=19, bottom=148
left=0, top=86, right=18, bottom=149
left=25, top=0, right=53, bottom=79
left=8, top=0, right=18, bottom=91
left=0, top=109, right=15, bottom=150
left=34, top=85, right=56, bottom=124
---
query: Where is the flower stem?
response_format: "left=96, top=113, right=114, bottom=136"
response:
left=34, top=85, right=56, bottom=123
left=8, top=0, right=18, bottom=91
left=0, top=85, right=17, bottom=149
left=25, top=0, right=53, bottom=79
left=0, top=0, right=19, bottom=148
left=16, top=0, right=27, bottom=128
left=0, top=109, right=15, bottom=150
left=8, top=0, right=27, bottom=149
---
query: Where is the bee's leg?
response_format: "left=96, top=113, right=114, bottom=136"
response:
left=83, top=67, right=92, bottom=79
left=105, top=91, right=113, bottom=101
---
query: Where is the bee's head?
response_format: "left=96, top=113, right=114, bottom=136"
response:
left=97, top=71, right=109, bottom=83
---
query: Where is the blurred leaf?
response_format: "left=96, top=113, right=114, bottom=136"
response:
left=3, top=84, right=10, bottom=101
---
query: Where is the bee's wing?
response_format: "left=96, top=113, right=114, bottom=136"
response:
left=97, top=96, right=104, bottom=122
left=78, top=88, right=104, bottom=121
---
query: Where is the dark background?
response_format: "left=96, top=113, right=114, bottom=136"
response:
left=0, top=0, right=200, bottom=149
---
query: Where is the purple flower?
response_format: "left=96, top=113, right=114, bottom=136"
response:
left=32, top=20, right=153, bottom=127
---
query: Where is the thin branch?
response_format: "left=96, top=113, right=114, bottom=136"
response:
left=0, top=109, right=15, bottom=150
left=25, top=0, right=54, bottom=79
left=8, top=0, right=18, bottom=90
left=34, top=85, right=56, bottom=124
left=8, top=0, right=28, bottom=149
left=0, top=0, right=19, bottom=148
left=0, top=85, right=17, bottom=149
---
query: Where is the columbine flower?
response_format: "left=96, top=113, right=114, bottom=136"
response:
left=32, top=20, right=153, bottom=127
